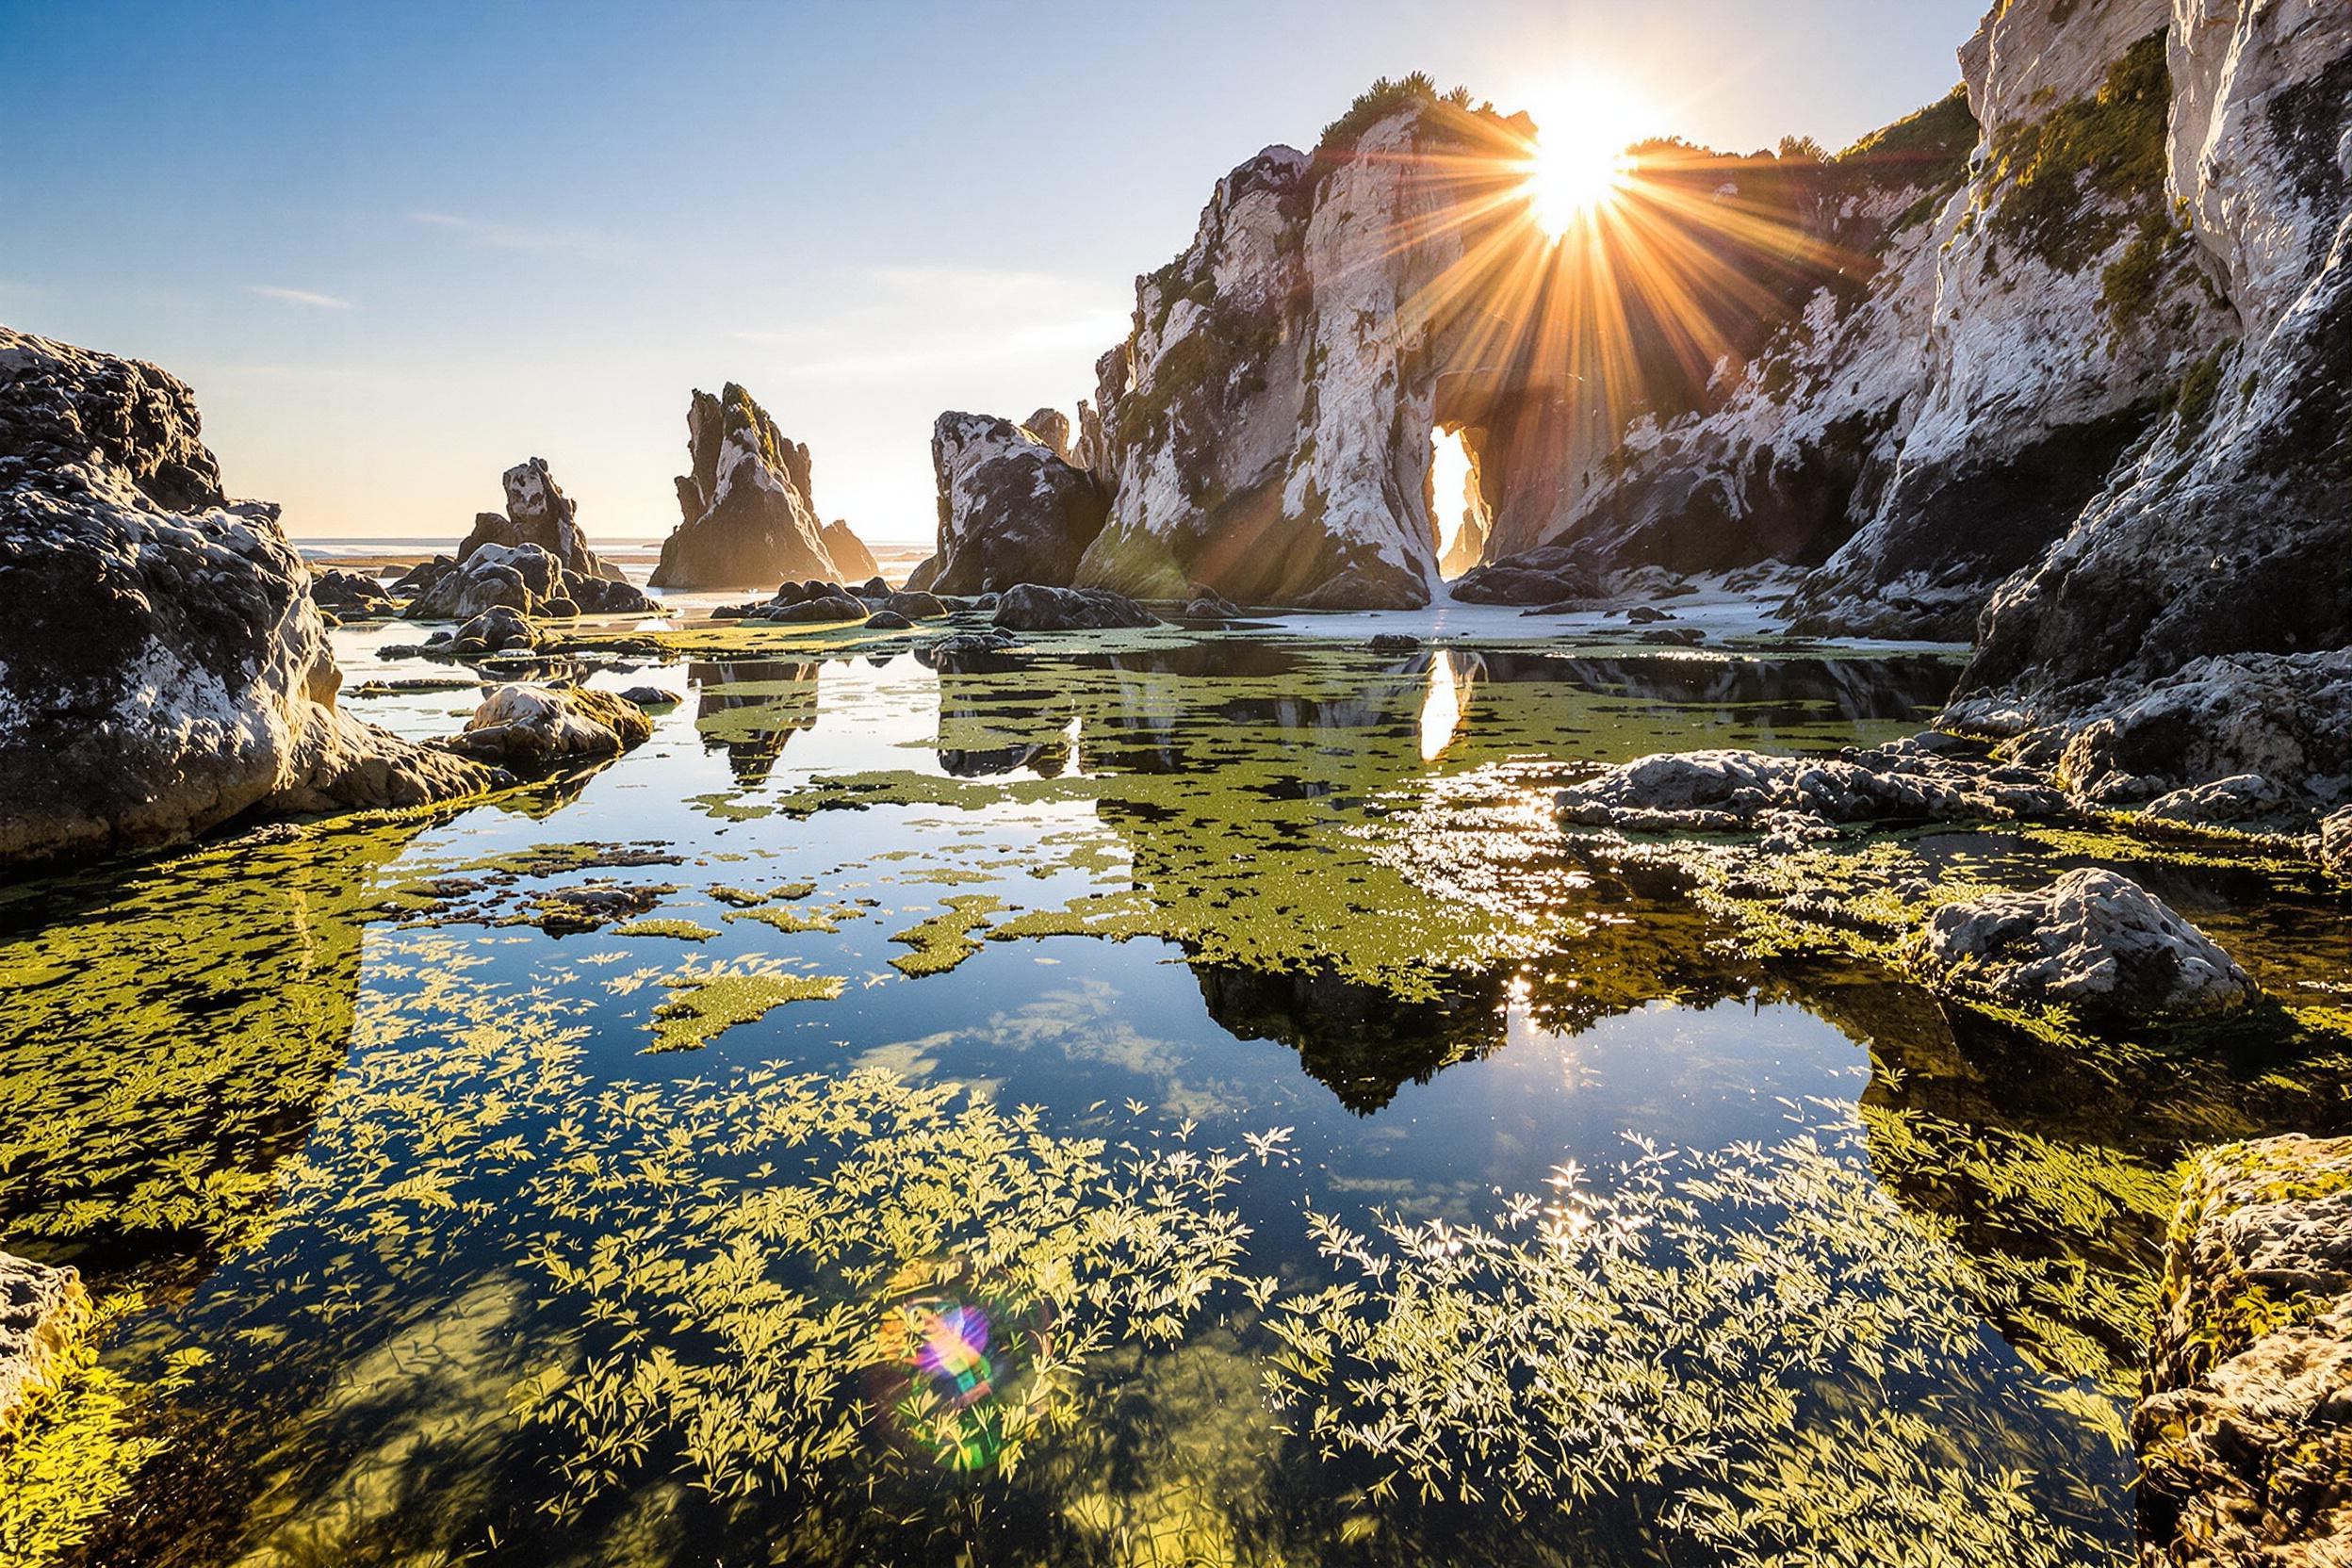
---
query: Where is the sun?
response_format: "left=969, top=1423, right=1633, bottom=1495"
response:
left=1518, top=85, right=1646, bottom=238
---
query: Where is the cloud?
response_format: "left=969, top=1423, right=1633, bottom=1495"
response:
left=405, top=209, right=625, bottom=261
left=250, top=285, right=353, bottom=310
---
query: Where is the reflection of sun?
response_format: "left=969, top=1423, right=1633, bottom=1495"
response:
left=1517, top=83, right=1647, bottom=237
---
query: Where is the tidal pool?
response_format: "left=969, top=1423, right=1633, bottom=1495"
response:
left=6, top=624, right=2346, bottom=1567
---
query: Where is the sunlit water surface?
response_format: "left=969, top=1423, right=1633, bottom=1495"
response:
left=7, top=618, right=2348, bottom=1568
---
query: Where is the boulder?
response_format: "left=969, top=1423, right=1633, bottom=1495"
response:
left=761, top=594, right=868, bottom=625
left=1, top=1250, right=90, bottom=1438
left=1367, top=633, right=1421, bottom=653
left=1905, top=867, right=2257, bottom=1019
left=452, top=605, right=540, bottom=657
left=863, top=610, right=914, bottom=631
left=618, top=686, right=678, bottom=708
left=438, top=683, right=654, bottom=768
left=0, top=327, right=492, bottom=863
left=991, top=583, right=1159, bottom=631
left=2139, top=773, right=2291, bottom=828
left=407, top=539, right=649, bottom=620
left=919, top=412, right=1111, bottom=595
left=652, top=383, right=837, bottom=588
left=882, top=590, right=948, bottom=620
left=1555, top=738, right=2064, bottom=836
left=820, top=518, right=880, bottom=582
left=310, top=567, right=397, bottom=614
left=2137, top=1135, right=2352, bottom=1568
left=1451, top=546, right=1608, bottom=606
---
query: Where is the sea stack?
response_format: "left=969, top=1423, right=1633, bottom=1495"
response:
left=651, top=384, right=839, bottom=589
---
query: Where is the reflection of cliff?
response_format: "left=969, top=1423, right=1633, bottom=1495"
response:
left=933, top=667, right=1074, bottom=778
left=690, top=660, right=819, bottom=784
left=0, top=814, right=437, bottom=1269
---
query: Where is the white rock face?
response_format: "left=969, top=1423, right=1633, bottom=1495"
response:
left=441, top=682, right=654, bottom=768
left=0, top=1250, right=88, bottom=1436
left=1907, top=867, right=2258, bottom=1018
left=1952, top=0, right=2350, bottom=811
left=912, top=412, right=1109, bottom=595
left=0, top=327, right=490, bottom=864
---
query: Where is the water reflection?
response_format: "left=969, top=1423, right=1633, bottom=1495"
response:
left=690, top=659, right=819, bottom=782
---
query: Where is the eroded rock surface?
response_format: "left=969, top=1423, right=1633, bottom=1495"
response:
left=910, top=413, right=1111, bottom=595
left=2138, top=1135, right=2352, bottom=1568
left=439, top=683, right=654, bottom=768
left=0, top=327, right=490, bottom=863
left=819, top=519, right=879, bottom=582
left=1905, top=867, right=2257, bottom=1019
left=653, top=384, right=837, bottom=588
left=1556, top=738, right=2063, bottom=839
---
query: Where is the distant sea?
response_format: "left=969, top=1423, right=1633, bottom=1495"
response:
left=293, top=535, right=932, bottom=572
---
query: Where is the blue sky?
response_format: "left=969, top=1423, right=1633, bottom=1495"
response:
left=1, top=0, right=1984, bottom=543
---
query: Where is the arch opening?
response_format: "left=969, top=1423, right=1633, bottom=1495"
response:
left=1429, top=424, right=1494, bottom=580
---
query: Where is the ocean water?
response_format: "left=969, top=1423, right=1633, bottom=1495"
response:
left=7, top=613, right=2347, bottom=1567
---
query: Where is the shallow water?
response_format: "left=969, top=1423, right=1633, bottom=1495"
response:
left=6, top=620, right=2347, bottom=1567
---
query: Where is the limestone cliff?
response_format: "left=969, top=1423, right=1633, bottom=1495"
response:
left=1947, top=0, right=2352, bottom=799
left=0, top=327, right=489, bottom=864
left=651, top=383, right=837, bottom=589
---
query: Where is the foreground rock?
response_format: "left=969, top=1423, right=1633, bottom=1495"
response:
left=1, top=1250, right=90, bottom=1438
left=310, top=566, right=398, bottom=615
left=991, top=583, right=1159, bottom=632
left=909, top=413, right=1110, bottom=595
left=456, top=457, right=625, bottom=583
left=653, top=384, right=838, bottom=588
left=1555, top=739, right=2062, bottom=841
left=437, top=683, right=654, bottom=768
left=0, top=327, right=491, bottom=863
left=2138, top=1135, right=2352, bottom=1568
left=1906, top=868, right=2257, bottom=1020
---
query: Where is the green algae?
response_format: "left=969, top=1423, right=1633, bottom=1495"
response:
left=0, top=1293, right=205, bottom=1568
left=887, top=895, right=1007, bottom=977
left=645, top=963, right=847, bottom=1051
left=610, top=918, right=722, bottom=942
left=724, top=902, right=857, bottom=936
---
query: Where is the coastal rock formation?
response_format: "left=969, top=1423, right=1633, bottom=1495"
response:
left=456, top=457, right=623, bottom=582
left=0, top=1250, right=88, bottom=1437
left=1554, top=738, right=2063, bottom=836
left=310, top=567, right=397, bottom=615
left=1905, top=867, right=2257, bottom=1019
left=0, top=327, right=491, bottom=864
left=440, top=683, right=654, bottom=768
left=652, top=384, right=837, bottom=588
left=1949, top=0, right=2352, bottom=772
left=2323, top=807, right=2352, bottom=882
left=2138, top=1135, right=2352, bottom=1567
left=819, top=519, right=879, bottom=582
left=404, top=537, right=653, bottom=619
left=908, top=413, right=1110, bottom=595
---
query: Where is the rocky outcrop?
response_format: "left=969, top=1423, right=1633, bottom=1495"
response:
left=819, top=519, right=879, bottom=582
left=991, top=583, right=1160, bottom=631
left=2137, top=1135, right=2352, bottom=1568
left=908, top=413, right=1110, bottom=595
left=1950, top=1, right=2352, bottom=762
left=0, top=327, right=492, bottom=864
left=652, top=384, right=837, bottom=588
left=1905, top=867, right=2257, bottom=1019
left=310, top=567, right=397, bottom=615
left=1555, top=737, right=2063, bottom=838
left=456, top=457, right=623, bottom=582
left=403, top=538, right=653, bottom=619
left=438, top=683, right=653, bottom=768
left=1, top=1250, right=89, bottom=1437
left=2323, top=807, right=2352, bottom=882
